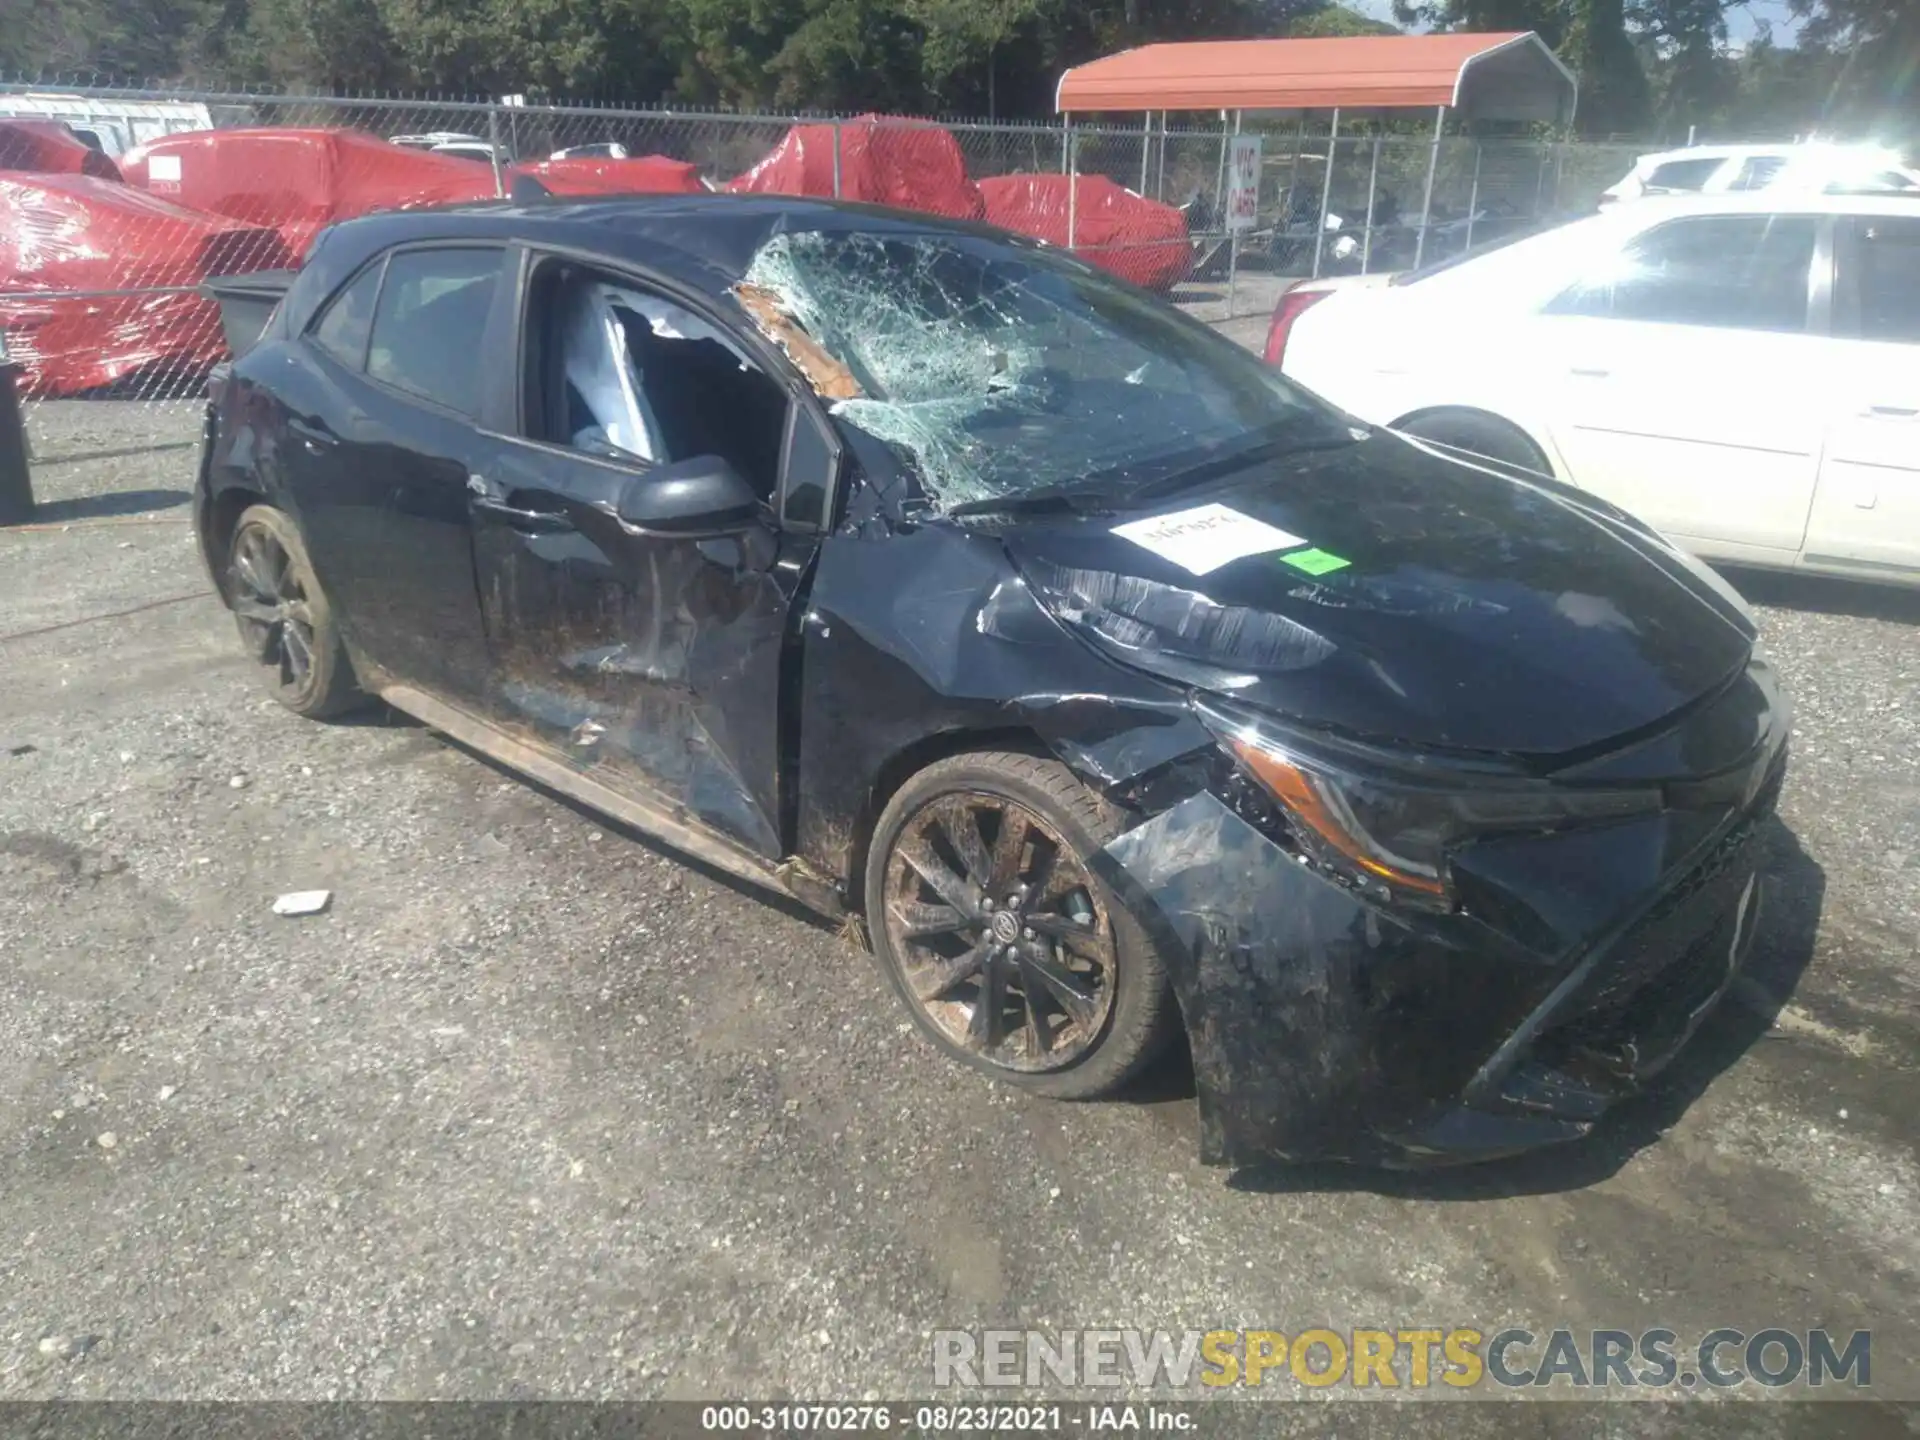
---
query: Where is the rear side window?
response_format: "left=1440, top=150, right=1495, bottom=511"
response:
left=309, top=264, right=383, bottom=370
left=366, top=248, right=504, bottom=416
left=1642, top=157, right=1725, bottom=193
left=1839, top=216, right=1920, bottom=344
left=1547, top=215, right=1816, bottom=333
left=1834, top=171, right=1920, bottom=194
left=1730, top=156, right=1786, bottom=191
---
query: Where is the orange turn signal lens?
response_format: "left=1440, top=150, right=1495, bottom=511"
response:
left=1225, top=735, right=1449, bottom=900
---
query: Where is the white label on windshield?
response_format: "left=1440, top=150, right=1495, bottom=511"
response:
left=1111, top=504, right=1306, bottom=576
left=148, top=154, right=182, bottom=183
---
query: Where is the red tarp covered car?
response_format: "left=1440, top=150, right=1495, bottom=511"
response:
left=725, top=115, right=985, bottom=220
left=0, top=173, right=291, bottom=396
left=0, top=119, right=124, bottom=181
left=120, top=128, right=498, bottom=260
left=511, top=155, right=707, bottom=196
left=978, top=173, right=1191, bottom=291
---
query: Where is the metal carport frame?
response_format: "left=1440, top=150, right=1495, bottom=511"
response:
left=1055, top=33, right=1577, bottom=278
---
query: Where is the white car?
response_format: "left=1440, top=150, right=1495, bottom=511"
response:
left=389, top=131, right=510, bottom=164
left=550, top=142, right=631, bottom=160
left=0, top=93, right=212, bottom=158
left=1600, top=142, right=1918, bottom=205
left=1273, top=193, right=1920, bottom=586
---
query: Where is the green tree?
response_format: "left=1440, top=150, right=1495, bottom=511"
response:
left=1284, top=3, right=1401, bottom=36
left=224, top=0, right=401, bottom=89
left=1562, top=0, right=1650, bottom=134
left=1788, top=0, right=1919, bottom=139
left=907, top=0, right=1048, bottom=115
left=0, top=0, right=222, bottom=80
left=1631, top=0, right=1729, bottom=135
left=765, top=0, right=931, bottom=110
left=1391, top=0, right=1651, bottom=135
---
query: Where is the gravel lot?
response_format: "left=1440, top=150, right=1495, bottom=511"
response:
left=2, top=385, right=1917, bottom=1414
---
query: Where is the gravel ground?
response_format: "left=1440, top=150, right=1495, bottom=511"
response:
left=1, top=388, right=1916, bottom=1414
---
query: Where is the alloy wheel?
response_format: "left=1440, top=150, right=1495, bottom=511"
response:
left=229, top=523, right=317, bottom=696
left=882, top=790, right=1118, bottom=1073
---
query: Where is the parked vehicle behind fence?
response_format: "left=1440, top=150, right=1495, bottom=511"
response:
left=1599, top=142, right=1920, bottom=206
left=0, top=93, right=212, bottom=159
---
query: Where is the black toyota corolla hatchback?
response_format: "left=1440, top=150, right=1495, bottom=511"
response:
left=196, top=193, right=1789, bottom=1168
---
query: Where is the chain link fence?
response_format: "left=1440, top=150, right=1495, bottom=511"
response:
left=0, top=81, right=1644, bottom=473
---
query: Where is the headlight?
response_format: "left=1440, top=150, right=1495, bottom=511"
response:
left=1197, top=700, right=1661, bottom=911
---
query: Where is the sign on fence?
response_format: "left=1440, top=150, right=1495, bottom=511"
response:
left=1225, top=135, right=1262, bottom=233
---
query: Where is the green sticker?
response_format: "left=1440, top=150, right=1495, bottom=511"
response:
left=1280, top=547, right=1352, bottom=575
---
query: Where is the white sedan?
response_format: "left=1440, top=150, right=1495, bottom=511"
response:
left=1598, top=142, right=1919, bottom=205
left=1273, top=193, right=1920, bottom=586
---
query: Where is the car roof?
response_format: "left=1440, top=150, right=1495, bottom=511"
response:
left=1612, top=190, right=1920, bottom=218
left=1636, top=141, right=1893, bottom=163
left=1634, top=141, right=1918, bottom=175
left=1373, top=188, right=1920, bottom=295
left=308, top=192, right=1024, bottom=297
left=1635, top=145, right=1767, bottom=165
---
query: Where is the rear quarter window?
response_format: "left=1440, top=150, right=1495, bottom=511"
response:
left=1642, top=157, right=1726, bottom=193
left=309, top=264, right=383, bottom=371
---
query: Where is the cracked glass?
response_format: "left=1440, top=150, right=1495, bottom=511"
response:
left=738, top=230, right=1344, bottom=508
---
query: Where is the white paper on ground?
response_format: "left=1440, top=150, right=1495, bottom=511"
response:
left=1111, top=503, right=1307, bottom=576
left=272, top=889, right=332, bottom=917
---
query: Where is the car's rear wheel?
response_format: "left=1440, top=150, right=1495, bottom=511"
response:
left=1395, top=409, right=1552, bottom=475
left=864, top=751, right=1178, bottom=1099
left=227, top=504, right=363, bottom=720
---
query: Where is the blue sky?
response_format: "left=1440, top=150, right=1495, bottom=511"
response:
left=1343, top=0, right=1805, bottom=44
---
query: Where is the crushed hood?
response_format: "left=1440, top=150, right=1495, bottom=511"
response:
left=998, top=434, right=1755, bottom=759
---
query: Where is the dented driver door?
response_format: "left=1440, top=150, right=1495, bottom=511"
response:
left=469, top=255, right=824, bottom=859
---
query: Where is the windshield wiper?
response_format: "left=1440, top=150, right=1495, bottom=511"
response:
left=1120, top=424, right=1355, bottom=505
left=945, top=483, right=1118, bottom=518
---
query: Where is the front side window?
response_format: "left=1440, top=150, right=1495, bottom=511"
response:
left=1730, top=156, right=1786, bottom=191
left=1840, top=216, right=1920, bottom=344
left=1547, top=215, right=1816, bottom=333
left=365, top=248, right=503, bottom=416
left=734, top=229, right=1348, bottom=508
left=527, top=264, right=788, bottom=497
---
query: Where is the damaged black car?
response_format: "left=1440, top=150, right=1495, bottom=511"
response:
left=196, top=194, right=1789, bottom=1168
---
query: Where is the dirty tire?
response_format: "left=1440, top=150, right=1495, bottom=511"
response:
left=228, top=504, right=364, bottom=720
left=865, top=751, right=1179, bottom=1100
left=1396, top=410, right=1552, bottom=475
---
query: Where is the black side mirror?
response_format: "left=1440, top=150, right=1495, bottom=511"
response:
left=616, top=454, right=760, bottom=534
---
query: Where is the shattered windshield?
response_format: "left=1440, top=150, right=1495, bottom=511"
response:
left=737, top=230, right=1347, bottom=509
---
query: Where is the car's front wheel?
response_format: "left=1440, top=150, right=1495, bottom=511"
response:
left=227, top=503, right=364, bottom=720
left=864, top=751, right=1179, bottom=1099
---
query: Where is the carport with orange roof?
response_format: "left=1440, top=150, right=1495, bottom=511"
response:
left=1054, top=32, right=1577, bottom=275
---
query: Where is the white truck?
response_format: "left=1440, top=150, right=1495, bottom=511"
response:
left=0, top=93, right=214, bottom=159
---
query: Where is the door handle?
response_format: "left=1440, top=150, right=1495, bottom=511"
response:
left=467, top=474, right=575, bottom=534
left=287, top=416, right=336, bottom=453
left=1864, top=404, right=1920, bottom=419
left=1570, top=366, right=1611, bottom=379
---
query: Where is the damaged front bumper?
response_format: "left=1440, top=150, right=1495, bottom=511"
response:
left=1097, top=734, right=1786, bottom=1170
